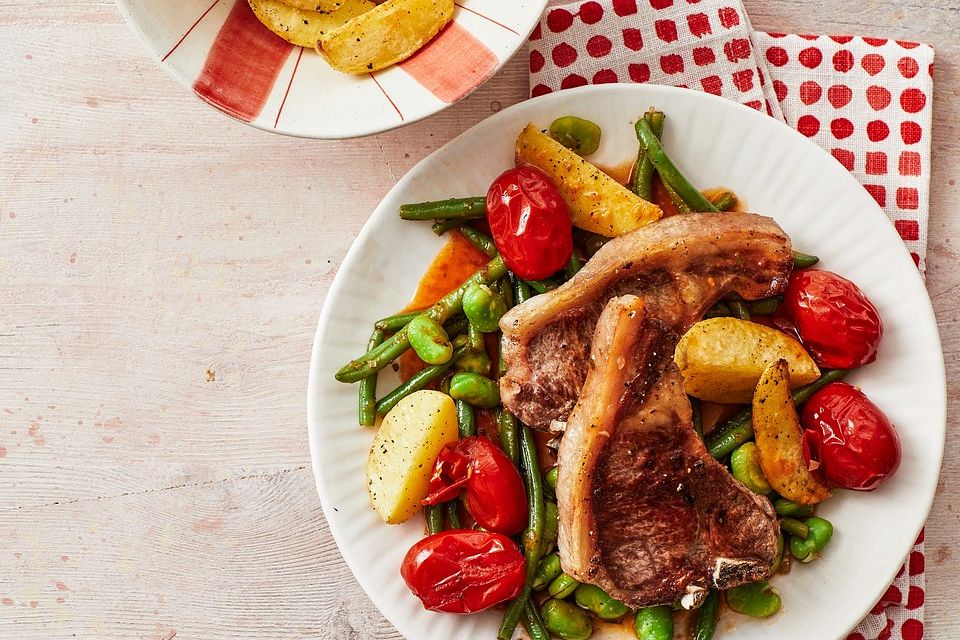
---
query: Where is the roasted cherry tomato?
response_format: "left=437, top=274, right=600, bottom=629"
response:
left=486, top=166, right=573, bottom=280
left=776, top=269, right=883, bottom=369
left=422, top=436, right=527, bottom=535
left=801, top=382, right=901, bottom=491
left=401, top=530, right=525, bottom=613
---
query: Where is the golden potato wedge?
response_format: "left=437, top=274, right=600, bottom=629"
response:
left=675, top=317, right=819, bottom=403
left=317, top=0, right=454, bottom=74
left=515, top=124, right=663, bottom=237
left=366, top=390, right=458, bottom=524
left=248, top=0, right=375, bottom=48
left=280, top=0, right=356, bottom=11
left=752, top=360, right=831, bottom=505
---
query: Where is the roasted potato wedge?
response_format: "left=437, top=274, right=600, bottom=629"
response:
left=280, top=0, right=357, bottom=11
left=317, top=0, right=454, bottom=74
left=752, top=360, right=831, bottom=505
left=515, top=124, right=663, bottom=237
left=675, top=317, right=819, bottom=403
left=366, top=390, right=458, bottom=524
left=248, top=0, right=375, bottom=48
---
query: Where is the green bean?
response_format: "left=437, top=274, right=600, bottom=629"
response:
left=575, top=229, right=610, bottom=258
left=466, top=323, right=484, bottom=353
left=375, top=346, right=465, bottom=415
left=456, top=400, right=476, bottom=438
left=523, top=600, right=552, bottom=640
left=359, top=328, right=384, bottom=426
left=374, top=310, right=422, bottom=332
left=727, top=294, right=751, bottom=321
left=425, top=504, right=443, bottom=535
left=444, top=316, right=468, bottom=339
left=635, top=118, right=718, bottom=213
left=691, top=590, right=719, bottom=640
left=711, top=191, right=738, bottom=212
left=550, top=116, right=602, bottom=156
left=541, top=500, right=559, bottom=556
left=661, top=179, right=694, bottom=214
left=498, top=409, right=519, bottom=465
left=498, top=425, right=546, bottom=640
left=748, top=296, right=783, bottom=316
left=534, top=552, right=562, bottom=590
left=449, top=372, right=500, bottom=408
left=574, top=583, right=630, bottom=620
left=406, top=315, right=453, bottom=365
left=773, top=497, right=815, bottom=518
left=789, top=517, right=833, bottom=562
left=730, top=442, right=772, bottom=495
left=454, top=348, right=490, bottom=376
left=770, top=533, right=785, bottom=574
left=336, top=256, right=507, bottom=383
left=513, top=277, right=533, bottom=304
left=463, top=283, right=507, bottom=333
left=631, top=109, right=665, bottom=201
left=545, top=466, right=559, bottom=493
left=792, top=250, right=820, bottom=269
left=704, top=301, right=731, bottom=319
left=726, top=581, right=781, bottom=618
left=445, top=500, right=461, bottom=529
left=459, top=225, right=498, bottom=258
left=400, top=197, right=486, bottom=221
left=565, top=253, right=584, bottom=279
left=690, top=396, right=703, bottom=439
left=707, top=369, right=850, bottom=458
left=526, top=278, right=559, bottom=295
left=781, top=517, right=809, bottom=539
left=634, top=605, right=673, bottom=640
left=542, top=599, right=593, bottom=640
left=548, top=573, right=580, bottom=599
left=431, top=219, right=462, bottom=236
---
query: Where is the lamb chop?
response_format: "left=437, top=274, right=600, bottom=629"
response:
left=499, top=212, right=793, bottom=430
left=556, top=295, right=779, bottom=608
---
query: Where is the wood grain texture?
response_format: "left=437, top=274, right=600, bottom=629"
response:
left=0, top=0, right=957, bottom=638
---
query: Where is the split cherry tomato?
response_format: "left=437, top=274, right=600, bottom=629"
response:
left=801, top=382, right=901, bottom=491
left=401, top=530, right=526, bottom=613
left=486, top=166, right=573, bottom=280
left=422, top=436, right=527, bottom=535
left=776, top=269, right=883, bottom=369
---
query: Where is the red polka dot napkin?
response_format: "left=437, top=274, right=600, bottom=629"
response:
left=527, top=1, right=932, bottom=638
left=528, top=0, right=934, bottom=275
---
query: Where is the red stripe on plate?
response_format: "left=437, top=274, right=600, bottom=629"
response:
left=274, top=47, right=304, bottom=128
left=369, top=73, right=404, bottom=122
left=399, top=22, right=497, bottom=104
left=453, top=3, right=519, bottom=35
left=192, top=0, right=293, bottom=123
left=162, top=0, right=222, bottom=62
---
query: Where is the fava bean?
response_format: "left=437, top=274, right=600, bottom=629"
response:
left=534, top=552, right=562, bottom=590
left=549, top=116, right=602, bottom=156
left=634, top=606, right=673, bottom=640
left=574, top=583, right=630, bottom=621
left=545, top=466, right=559, bottom=493
left=731, top=442, right=772, bottom=495
left=726, top=580, right=781, bottom=618
left=406, top=315, right=452, bottom=365
left=790, top=517, right=833, bottom=562
left=463, top=284, right=507, bottom=333
left=542, top=599, right=594, bottom=640
left=454, top=349, right=491, bottom=376
left=773, top=497, right=815, bottom=518
left=541, top=501, right=559, bottom=555
left=548, top=573, right=580, bottom=600
left=449, top=372, right=500, bottom=408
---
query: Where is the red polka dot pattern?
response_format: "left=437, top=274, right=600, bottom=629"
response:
left=527, top=0, right=935, bottom=290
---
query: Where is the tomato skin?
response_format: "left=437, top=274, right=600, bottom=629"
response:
left=777, top=269, right=883, bottom=369
left=422, top=436, right=528, bottom=535
left=486, top=166, right=573, bottom=280
left=401, top=530, right=526, bottom=613
left=801, top=382, right=901, bottom=491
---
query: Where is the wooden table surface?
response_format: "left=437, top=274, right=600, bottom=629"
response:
left=1, top=1, right=957, bottom=638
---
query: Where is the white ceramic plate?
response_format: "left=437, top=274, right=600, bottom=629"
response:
left=115, top=0, right=547, bottom=139
left=307, top=84, right=945, bottom=639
